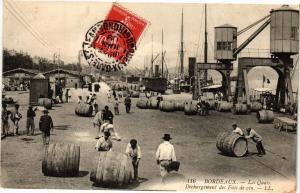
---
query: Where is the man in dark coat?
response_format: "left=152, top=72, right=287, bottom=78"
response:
left=39, top=109, right=54, bottom=145
left=124, top=96, right=132, bottom=113
left=26, top=105, right=36, bottom=135
left=101, top=106, right=114, bottom=124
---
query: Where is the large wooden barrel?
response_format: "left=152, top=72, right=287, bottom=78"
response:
left=136, top=99, right=148, bottom=109
left=231, top=103, right=248, bottom=114
left=216, top=132, right=248, bottom=157
left=149, top=99, right=159, bottom=109
left=257, top=110, right=274, bottom=123
left=184, top=101, right=197, bottom=115
left=38, top=98, right=52, bottom=109
left=90, top=151, right=132, bottom=187
left=159, top=101, right=175, bottom=112
left=42, top=143, right=80, bottom=177
left=174, top=101, right=185, bottom=111
left=217, top=101, right=233, bottom=112
left=75, top=103, right=93, bottom=117
left=250, top=101, right=263, bottom=112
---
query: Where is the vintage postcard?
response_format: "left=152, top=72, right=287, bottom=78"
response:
left=1, top=0, right=299, bottom=192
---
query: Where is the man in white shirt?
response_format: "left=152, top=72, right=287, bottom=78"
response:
left=125, top=139, right=142, bottom=182
left=245, top=128, right=266, bottom=156
left=156, top=134, right=176, bottom=172
left=232, top=124, right=244, bottom=136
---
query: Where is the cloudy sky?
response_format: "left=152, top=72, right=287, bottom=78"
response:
left=3, top=1, right=299, bottom=73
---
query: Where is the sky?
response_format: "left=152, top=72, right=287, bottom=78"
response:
left=3, top=1, right=299, bottom=74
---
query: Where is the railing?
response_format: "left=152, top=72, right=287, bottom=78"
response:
left=238, top=48, right=271, bottom=58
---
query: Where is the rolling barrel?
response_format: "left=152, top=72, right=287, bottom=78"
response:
left=42, top=143, right=80, bottom=177
left=217, top=101, right=233, bottom=112
left=90, top=151, right=132, bottom=187
left=216, top=132, right=248, bottom=157
left=257, top=110, right=274, bottom=123
left=250, top=101, right=263, bottom=112
left=136, top=99, right=148, bottom=109
left=75, top=103, right=93, bottom=117
left=232, top=103, right=248, bottom=114
left=184, top=101, right=197, bottom=115
left=159, top=101, right=175, bottom=112
left=38, top=98, right=52, bottom=109
left=149, top=99, right=159, bottom=109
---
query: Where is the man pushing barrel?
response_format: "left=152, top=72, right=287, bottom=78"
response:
left=245, top=128, right=266, bottom=156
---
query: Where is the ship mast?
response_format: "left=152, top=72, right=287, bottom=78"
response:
left=180, top=8, right=184, bottom=77
left=161, top=28, right=164, bottom=78
left=204, top=4, right=208, bottom=86
left=151, top=34, right=154, bottom=78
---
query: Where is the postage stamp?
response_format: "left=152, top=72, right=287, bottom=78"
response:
left=82, top=3, right=148, bottom=72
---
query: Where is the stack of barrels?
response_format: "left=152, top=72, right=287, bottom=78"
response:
left=75, top=103, right=93, bottom=117
left=42, top=143, right=80, bottom=177
left=257, top=110, right=274, bottom=123
left=216, top=132, right=248, bottom=157
left=90, top=151, right=132, bottom=187
left=38, top=98, right=52, bottom=109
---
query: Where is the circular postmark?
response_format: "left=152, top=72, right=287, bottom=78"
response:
left=82, top=20, right=136, bottom=72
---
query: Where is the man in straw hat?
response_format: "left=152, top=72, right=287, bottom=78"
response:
left=156, top=134, right=176, bottom=171
left=39, top=109, right=53, bottom=145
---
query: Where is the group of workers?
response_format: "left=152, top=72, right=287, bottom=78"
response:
left=1, top=103, right=54, bottom=146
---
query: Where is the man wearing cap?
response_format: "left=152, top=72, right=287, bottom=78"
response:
left=26, top=105, right=36, bottom=135
left=95, top=131, right=112, bottom=151
left=245, top=128, right=266, bottom=156
left=101, top=106, right=114, bottom=124
left=39, top=109, right=54, bottom=145
left=232, top=124, right=244, bottom=136
left=156, top=134, right=176, bottom=169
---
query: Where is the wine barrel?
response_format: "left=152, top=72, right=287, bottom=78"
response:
left=232, top=103, right=248, bottom=114
left=75, top=103, right=93, bottom=117
left=184, top=101, right=197, bottom=115
left=149, top=99, right=159, bottom=109
left=42, top=143, right=80, bottom=177
left=174, top=102, right=185, bottom=111
left=90, top=151, right=132, bottom=187
left=217, top=101, right=233, bottom=112
left=136, top=99, right=148, bottom=109
left=38, top=98, right=52, bottom=109
left=250, top=101, right=263, bottom=112
left=159, top=101, right=175, bottom=112
left=216, top=132, right=248, bottom=157
left=257, top=110, right=274, bottom=123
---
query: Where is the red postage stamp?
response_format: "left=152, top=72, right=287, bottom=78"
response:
left=82, top=3, right=148, bottom=72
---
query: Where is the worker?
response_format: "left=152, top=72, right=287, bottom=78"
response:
left=157, top=93, right=163, bottom=106
left=39, top=109, right=54, bottom=145
left=162, top=161, right=186, bottom=185
left=93, top=110, right=102, bottom=139
left=232, top=123, right=244, bottom=136
left=124, top=95, right=131, bottom=113
left=99, top=122, right=121, bottom=141
left=95, top=131, right=112, bottom=151
left=65, top=89, right=69, bottom=103
left=101, top=106, right=114, bottom=124
left=156, top=134, right=176, bottom=170
left=26, top=105, right=37, bottom=135
left=245, top=128, right=266, bottom=156
left=77, top=96, right=83, bottom=104
left=107, top=90, right=112, bottom=102
left=114, top=97, right=120, bottom=115
left=10, top=104, right=22, bottom=136
left=125, top=139, right=142, bottom=182
left=146, top=91, right=151, bottom=99
left=2, top=103, right=11, bottom=136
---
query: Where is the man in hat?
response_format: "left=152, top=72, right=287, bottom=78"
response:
left=39, top=109, right=54, bottom=145
left=26, top=105, right=37, bottom=135
left=245, top=128, right=266, bottom=156
left=101, top=105, right=114, bottom=124
left=156, top=134, right=176, bottom=169
left=95, top=131, right=112, bottom=151
left=10, top=104, right=22, bottom=135
left=232, top=123, right=244, bottom=136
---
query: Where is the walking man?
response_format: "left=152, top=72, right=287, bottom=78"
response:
left=232, top=123, right=244, bottom=136
left=10, top=104, right=22, bottom=135
left=26, top=105, right=36, bottom=135
left=2, top=103, right=10, bottom=136
left=39, top=110, right=54, bottom=146
left=156, top=134, right=176, bottom=171
left=101, top=106, right=114, bottom=124
left=95, top=131, right=112, bottom=151
left=124, top=95, right=131, bottom=113
left=125, top=139, right=142, bottom=182
left=245, top=128, right=266, bottom=156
